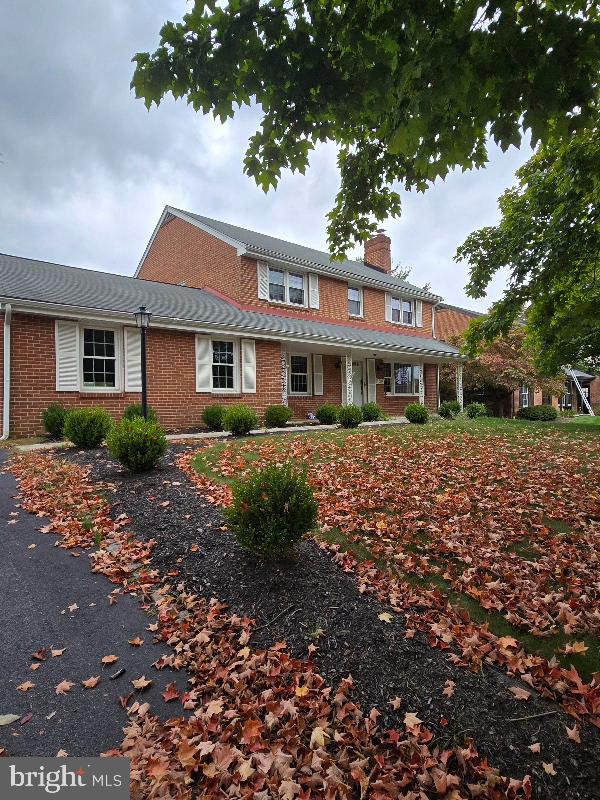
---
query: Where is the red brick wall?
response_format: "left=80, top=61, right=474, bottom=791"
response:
left=590, top=377, right=600, bottom=409
left=7, top=313, right=282, bottom=437
left=435, top=307, right=478, bottom=342
left=138, top=216, right=243, bottom=299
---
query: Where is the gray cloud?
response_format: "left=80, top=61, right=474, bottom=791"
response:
left=0, top=1, right=531, bottom=311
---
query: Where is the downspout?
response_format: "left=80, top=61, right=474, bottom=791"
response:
left=1, top=303, right=11, bottom=440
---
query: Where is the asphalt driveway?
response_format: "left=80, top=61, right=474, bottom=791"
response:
left=0, top=451, right=187, bottom=757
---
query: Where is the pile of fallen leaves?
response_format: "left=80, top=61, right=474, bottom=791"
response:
left=179, top=430, right=600, bottom=728
left=10, top=453, right=533, bottom=798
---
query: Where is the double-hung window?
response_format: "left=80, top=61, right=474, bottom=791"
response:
left=268, top=268, right=305, bottom=306
left=383, top=363, right=420, bottom=395
left=290, top=355, right=309, bottom=394
left=520, top=384, right=530, bottom=408
left=348, top=286, right=363, bottom=317
left=82, top=328, right=116, bottom=388
left=212, top=340, right=235, bottom=390
left=391, top=296, right=402, bottom=323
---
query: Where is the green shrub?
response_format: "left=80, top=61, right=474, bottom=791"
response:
left=107, top=417, right=167, bottom=471
left=226, top=463, right=318, bottom=557
left=63, top=407, right=113, bottom=448
left=202, top=403, right=225, bottom=431
left=222, top=404, right=259, bottom=436
left=438, top=400, right=461, bottom=419
left=122, top=403, right=157, bottom=423
left=465, top=402, right=488, bottom=419
left=517, top=404, right=558, bottom=421
left=265, top=404, right=294, bottom=428
left=315, top=403, right=339, bottom=425
left=338, top=404, right=363, bottom=428
left=560, top=408, right=575, bottom=417
left=405, top=403, right=428, bottom=424
left=42, top=403, right=67, bottom=439
left=361, top=402, right=382, bottom=422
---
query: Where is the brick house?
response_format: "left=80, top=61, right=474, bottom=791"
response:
left=0, top=206, right=465, bottom=438
left=436, top=303, right=598, bottom=415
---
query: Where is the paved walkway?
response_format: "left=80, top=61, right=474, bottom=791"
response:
left=0, top=452, right=186, bottom=757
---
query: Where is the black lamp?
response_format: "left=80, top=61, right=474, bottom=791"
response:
left=134, top=305, right=151, bottom=419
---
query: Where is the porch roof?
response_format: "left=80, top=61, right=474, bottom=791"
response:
left=0, top=253, right=462, bottom=360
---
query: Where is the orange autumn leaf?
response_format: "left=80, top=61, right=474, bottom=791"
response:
left=17, top=681, right=35, bottom=692
left=81, top=676, right=100, bottom=689
left=55, top=680, right=75, bottom=695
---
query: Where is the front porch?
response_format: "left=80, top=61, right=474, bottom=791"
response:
left=279, top=343, right=464, bottom=420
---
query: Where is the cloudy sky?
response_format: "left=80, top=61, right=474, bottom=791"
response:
left=1, top=1, right=532, bottom=311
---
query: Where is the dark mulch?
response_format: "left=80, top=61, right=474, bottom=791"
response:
left=62, top=445, right=600, bottom=800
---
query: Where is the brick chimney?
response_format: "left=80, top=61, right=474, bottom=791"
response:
left=364, top=230, right=391, bottom=273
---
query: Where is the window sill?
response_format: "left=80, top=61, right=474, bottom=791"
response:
left=266, top=298, right=308, bottom=310
left=349, top=314, right=364, bottom=320
left=80, top=387, right=122, bottom=394
left=384, top=392, right=419, bottom=397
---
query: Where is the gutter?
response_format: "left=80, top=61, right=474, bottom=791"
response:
left=1, top=303, right=11, bottom=440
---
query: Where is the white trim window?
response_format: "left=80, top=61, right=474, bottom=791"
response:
left=384, top=362, right=420, bottom=395
left=269, top=267, right=306, bottom=306
left=81, top=327, right=118, bottom=390
left=520, top=384, right=531, bottom=408
left=386, top=294, right=423, bottom=327
left=348, top=285, right=363, bottom=317
left=211, top=339, right=236, bottom=391
left=289, top=354, right=310, bottom=395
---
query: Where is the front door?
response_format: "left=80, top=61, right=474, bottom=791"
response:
left=352, top=361, right=364, bottom=406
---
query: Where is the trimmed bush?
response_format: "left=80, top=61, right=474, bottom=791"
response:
left=438, top=400, right=461, bottom=419
left=107, top=417, right=167, bottom=471
left=63, top=407, right=113, bottom=448
left=315, top=403, right=339, bottom=425
left=405, top=403, right=428, bottom=424
left=222, top=404, right=259, bottom=436
left=361, top=402, right=382, bottom=422
left=338, top=404, right=363, bottom=428
left=465, top=402, right=488, bottom=419
left=122, top=403, right=157, bottom=423
left=42, top=403, right=67, bottom=439
left=560, top=408, right=575, bottom=417
left=517, top=404, right=558, bottom=421
left=202, top=403, right=225, bottom=431
left=226, top=463, right=318, bottom=557
left=265, top=404, right=293, bottom=428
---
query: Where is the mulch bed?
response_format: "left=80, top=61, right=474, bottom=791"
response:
left=62, top=445, right=600, bottom=800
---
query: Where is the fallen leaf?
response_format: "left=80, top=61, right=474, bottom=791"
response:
left=542, top=762, right=557, bottom=776
left=295, top=685, right=309, bottom=697
left=389, top=696, right=403, bottom=710
left=509, top=686, right=531, bottom=701
left=81, top=676, right=100, bottom=689
left=131, top=676, right=152, bottom=691
left=67, top=603, right=78, bottom=613
left=55, top=680, right=74, bottom=695
left=310, top=726, right=327, bottom=749
left=564, top=641, right=588, bottom=654
left=56, top=750, right=68, bottom=757
left=51, top=648, right=66, bottom=658
left=128, top=636, right=144, bottom=647
left=101, top=654, right=119, bottom=665
left=19, top=712, right=33, bottom=726
left=565, top=725, right=581, bottom=743
left=29, top=664, right=41, bottom=671
left=528, top=743, right=541, bottom=754
left=404, top=712, right=422, bottom=729
left=16, top=681, right=35, bottom=692
left=378, top=612, right=393, bottom=623
left=27, top=543, right=36, bottom=549
left=238, top=759, right=255, bottom=781
left=161, top=682, right=180, bottom=702
left=32, top=648, right=47, bottom=661
left=0, top=714, right=20, bottom=726
left=442, top=680, right=456, bottom=697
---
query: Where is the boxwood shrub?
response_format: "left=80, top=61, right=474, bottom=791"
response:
left=222, top=404, right=259, bottom=436
left=202, top=403, right=225, bottom=431
left=264, top=404, right=293, bottom=428
left=63, top=407, right=113, bottom=448
left=107, top=417, right=167, bottom=471
left=465, top=402, right=488, bottom=418
left=226, top=463, right=318, bottom=557
left=361, top=402, right=382, bottom=422
left=122, top=403, right=157, bottom=423
left=517, top=404, right=558, bottom=421
left=338, top=404, right=363, bottom=428
left=405, top=403, right=428, bottom=424
left=438, top=400, right=461, bottom=419
left=315, top=403, right=339, bottom=425
left=42, top=403, right=68, bottom=439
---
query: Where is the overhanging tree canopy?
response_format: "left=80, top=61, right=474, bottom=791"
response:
left=456, top=122, right=600, bottom=374
left=132, top=0, right=599, bottom=255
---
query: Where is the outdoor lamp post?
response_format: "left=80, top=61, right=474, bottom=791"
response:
left=134, top=305, right=151, bottom=419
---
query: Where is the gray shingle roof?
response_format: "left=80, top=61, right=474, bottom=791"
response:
left=170, top=207, right=441, bottom=301
left=0, top=253, right=461, bottom=358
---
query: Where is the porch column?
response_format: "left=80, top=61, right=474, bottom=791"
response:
left=456, top=362, right=464, bottom=409
left=281, top=351, right=289, bottom=406
left=343, top=353, right=354, bottom=405
left=418, top=362, right=425, bottom=405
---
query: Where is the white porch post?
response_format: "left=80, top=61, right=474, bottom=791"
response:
left=281, top=351, right=289, bottom=406
left=343, top=353, right=353, bottom=405
left=418, top=362, right=425, bottom=405
left=456, top=362, right=464, bottom=409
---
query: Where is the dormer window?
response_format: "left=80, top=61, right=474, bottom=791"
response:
left=268, top=267, right=306, bottom=306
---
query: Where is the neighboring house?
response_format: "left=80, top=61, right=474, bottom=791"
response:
left=0, top=206, right=465, bottom=438
left=436, top=303, right=598, bottom=415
